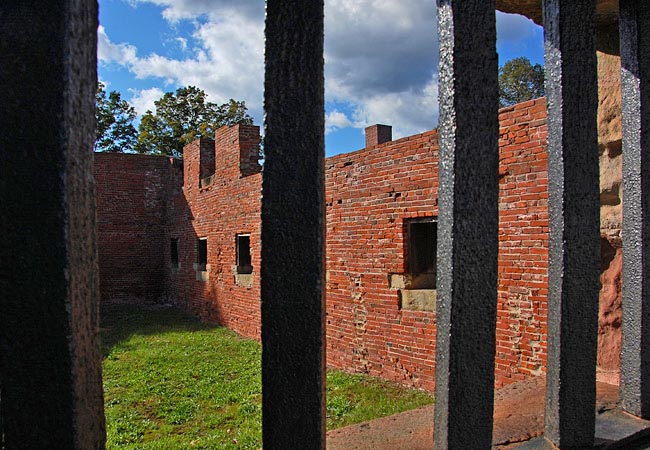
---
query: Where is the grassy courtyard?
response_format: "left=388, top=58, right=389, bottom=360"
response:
left=101, top=303, right=433, bottom=449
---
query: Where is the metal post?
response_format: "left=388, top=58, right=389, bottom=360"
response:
left=542, top=0, right=600, bottom=447
left=434, top=1, right=499, bottom=448
left=0, top=0, right=105, bottom=448
left=620, top=0, right=650, bottom=420
left=261, top=1, right=326, bottom=449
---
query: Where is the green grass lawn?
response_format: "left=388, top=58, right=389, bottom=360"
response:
left=101, top=303, right=433, bottom=449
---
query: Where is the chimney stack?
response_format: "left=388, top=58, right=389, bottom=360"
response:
left=365, top=124, right=392, bottom=148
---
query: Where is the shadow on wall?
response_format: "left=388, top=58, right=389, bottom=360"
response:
left=94, top=153, right=186, bottom=305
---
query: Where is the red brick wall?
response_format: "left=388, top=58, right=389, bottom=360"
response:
left=324, top=99, right=548, bottom=390
left=495, top=99, right=549, bottom=386
left=95, top=100, right=549, bottom=391
left=325, top=130, right=440, bottom=390
left=163, top=124, right=262, bottom=340
left=94, top=152, right=179, bottom=304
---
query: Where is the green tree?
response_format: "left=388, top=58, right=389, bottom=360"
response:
left=95, top=82, right=138, bottom=152
left=498, top=57, right=545, bottom=108
left=136, top=86, right=253, bottom=156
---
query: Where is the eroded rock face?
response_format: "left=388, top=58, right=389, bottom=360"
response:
left=495, top=0, right=620, bottom=54
left=495, top=0, right=619, bottom=28
left=599, top=52, right=623, bottom=234
left=598, top=238, right=622, bottom=383
left=596, top=51, right=623, bottom=383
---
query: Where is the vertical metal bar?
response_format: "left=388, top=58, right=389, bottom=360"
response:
left=542, top=0, right=599, bottom=447
left=261, top=1, right=326, bottom=449
left=620, top=0, right=650, bottom=420
left=434, top=1, right=499, bottom=448
left=0, top=0, right=105, bottom=448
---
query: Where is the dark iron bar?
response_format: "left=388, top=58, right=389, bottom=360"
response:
left=620, top=0, right=650, bottom=420
left=261, top=1, right=326, bottom=448
left=434, top=1, right=500, bottom=448
left=0, top=0, right=106, bottom=447
left=542, top=0, right=600, bottom=447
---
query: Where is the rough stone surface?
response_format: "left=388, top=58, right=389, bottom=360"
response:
left=620, top=0, right=650, bottom=420
left=399, top=289, right=436, bottom=312
left=592, top=49, right=624, bottom=384
left=595, top=49, right=624, bottom=385
left=495, top=0, right=619, bottom=30
left=598, top=52, right=623, bottom=234
left=598, top=240, right=623, bottom=380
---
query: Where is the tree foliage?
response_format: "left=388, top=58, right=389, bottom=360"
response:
left=136, top=86, right=253, bottom=156
left=95, top=82, right=138, bottom=152
left=498, top=57, right=545, bottom=108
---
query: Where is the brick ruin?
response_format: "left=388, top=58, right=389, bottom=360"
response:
left=7, top=1, right=649, bottom=447
left=94, top=97, right=620, bottom=392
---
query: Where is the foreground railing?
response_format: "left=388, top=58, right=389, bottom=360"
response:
left=1, top=1, right=648, bottom=449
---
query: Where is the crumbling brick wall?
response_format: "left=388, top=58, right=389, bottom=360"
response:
left=325, top=129, right=441, bottom=390
left=95, top=100, right=550, bottom=391
left=495, top=99, right=549, bottom=387
left=324, top=98, right=549, bottom=390
left=163, top=124, right=262, bottom=340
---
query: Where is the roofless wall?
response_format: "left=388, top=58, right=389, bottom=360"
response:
left=94, top=99, right=551, bottom=392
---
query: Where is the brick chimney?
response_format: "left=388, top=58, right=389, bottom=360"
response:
left=365, top=124, right=392, bottom=148
left=215, top=123, right=261, bottom=178
left=182, top=137, right=215, bottom=189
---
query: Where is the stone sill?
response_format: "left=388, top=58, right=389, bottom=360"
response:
left=193, top=263, right=211, bottom=281
left=399, top=289, right=437, bottom=312
left=235, top=273, right=254, bottom=288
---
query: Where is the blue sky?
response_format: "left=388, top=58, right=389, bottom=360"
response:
left=98, top=0, right=544, bottom=156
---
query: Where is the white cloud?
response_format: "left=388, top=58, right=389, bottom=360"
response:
left=325, top=0, right=438, bottom=98
left=100, top=0, right=439, bottom=141
left=98, top=9, right=265, bottom=122
left=97, top=25, right=138, bottom=65
left=175, top=37, right=188, bottom=52
left=325, top=110, right=353, bottom=134
left=99, top=1, right=541, bottom=151
left=348, top=75, right=439, bottom=139
left=324, top=0, right=439, bottom=138
left=129, top=87, right=164, bottom=115
left=128, top=0, right=264, bottom=23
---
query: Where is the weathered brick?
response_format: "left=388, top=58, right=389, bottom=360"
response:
left=95, top=100, right=550, bottom=392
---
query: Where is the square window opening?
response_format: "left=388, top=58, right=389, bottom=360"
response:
left=236, top=234, right=253, bottom=274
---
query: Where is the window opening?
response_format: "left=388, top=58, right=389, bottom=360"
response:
left=406, top=217, right=437, bottom=289
left=170, top=238, right=179, bottom=269
left=236, top=234, right=253, bottom=274
left=197, top=238, right=208, bottom=270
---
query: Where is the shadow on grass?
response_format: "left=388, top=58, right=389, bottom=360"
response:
left=100, top=302, right=219, bottom=357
